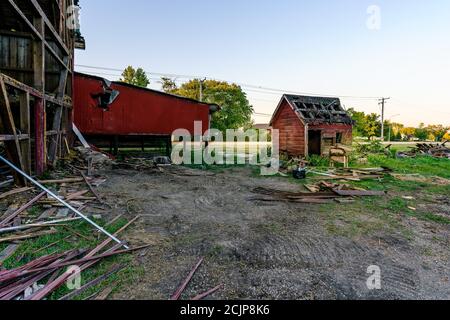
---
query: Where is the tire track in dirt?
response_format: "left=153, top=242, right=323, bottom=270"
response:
left=238, top=233, right=370, bottom=268
left=236, top=232, right=422, bottom=299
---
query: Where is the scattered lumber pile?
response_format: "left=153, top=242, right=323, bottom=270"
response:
left=0, top=173, right=108, bottom=245
left=0, top=161, right=146, bottom=300
left=308, top=167, right=392, bottom=181
left=250, top=184, right=386, bottom=204
left=0, top=227, right=148, bottom=300
left=170, top=258, right=223, bottom=301
left=397, top=141, right=450, bottom=159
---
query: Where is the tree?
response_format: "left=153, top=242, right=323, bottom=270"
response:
left=348, top=108, right=381, bottom=139
left=365, top=113, right=381, bottom=139
left=347, top=108, right=367, bottom=137
left=160, top=77, right=177, bottom=93
left=414, top=123, right=428, bottom=141
left=161, top=78, right=254, bottom=132
left=120, top=66, right=150, bottom=88
left=444, top=131, right=450, bottom=141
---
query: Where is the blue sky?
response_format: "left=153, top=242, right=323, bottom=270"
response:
left=75, top=0, right=450, bottom=126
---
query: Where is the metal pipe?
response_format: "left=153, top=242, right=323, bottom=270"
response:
left=0, top=217, right=82, bottom=234
left=0, top=155, right=129, bottom=249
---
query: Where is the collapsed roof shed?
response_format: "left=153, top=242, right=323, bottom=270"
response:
left=270, top=95, right=353, bottom=157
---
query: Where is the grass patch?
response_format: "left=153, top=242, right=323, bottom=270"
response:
left=365, top=154, right=450, bottom=179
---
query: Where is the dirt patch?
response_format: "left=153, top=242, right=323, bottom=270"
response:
left=96, top=166, right=450, bottom=300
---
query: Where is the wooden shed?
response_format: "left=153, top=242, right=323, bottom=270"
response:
left=270, top=95, right=353, bottom=157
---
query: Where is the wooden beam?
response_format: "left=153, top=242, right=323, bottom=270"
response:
left=34, top=98, right=45, bottom=175
left=32, top=15, right=46, bottom=175
left=0, top=134, right=30, bottom=142
left=0, top=78, right=26, bottom=184
left=19, top=92, right=32, bottom=174
left=48, top=56, right=69, bottom=164
left=33, top=16, right=45, bottom=92
left=0, top=73, right=72, bottom=108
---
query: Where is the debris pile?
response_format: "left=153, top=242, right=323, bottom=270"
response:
left=73, top=147, right=114, bottom=171
left=0, top=216, right=148, bottom=300
left=307, top=167, right=392, bottom=181
left=0, top=155, right=148, bottom=300
left=113, top=157, right=159, bottom=171
left=0, top=174, right=108, bottom=242
left=250, top=185, right=386, bottom=204
left=397, top=141, right=450, bottom=159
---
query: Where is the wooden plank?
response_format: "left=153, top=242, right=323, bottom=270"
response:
left=0, top=191, right=46, bottom=228
left=32, top=16, right=45, bottom=91
left=38, top=177, right=84, bottom=184
left=0, top=187, right=33, bottom=200
left=0, top=78, right=26, bottom=182
left=19, top=92, right=31, bottom=174
left=0, top=229, right=57, bottom=244
left=0, top=134, right=30, bottom=142
left=191, top=284, right=223, bottom=301
left=0, top=244, right=19, bottom=265
left=59, top=265, right=125, bottom=300
left=94, top=287, right=113, bottom=300
left=332, top=189, right=386, bottom=197
left=45, top=244, right=150, bottom=273
left=0, top=73, right=70, bottom=107
left=80, top=172, right=104, bottom=204
left=0, top=217, right=80, bottom=234
left=170, top=258, right=204, bottom=300
left=48, top=56, right=69, bottom=164
left=34, top=98, right=46, bottom=175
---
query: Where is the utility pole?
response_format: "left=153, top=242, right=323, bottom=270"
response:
left=378, top=97, right=391, bottom=141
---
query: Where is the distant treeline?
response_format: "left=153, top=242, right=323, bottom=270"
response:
left=347, top=108, right=449, bottom=142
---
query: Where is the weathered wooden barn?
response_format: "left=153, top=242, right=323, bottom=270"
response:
left=270, top=95, right=353, bottom=157
left=73, top=72, right=220, bottom=155
left=0, top=0, right=84, bottom=183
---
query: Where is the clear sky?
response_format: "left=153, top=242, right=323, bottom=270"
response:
left=75, top=0, right=450, bottom=127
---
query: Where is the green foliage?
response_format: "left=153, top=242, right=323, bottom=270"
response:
left=354, top=140, right=387, bottom=155
left=160, top=77, right=177, bottom=92
left=161, top=78, right=254, bottom=132
left=307, top=155, right=330, bottom=167
left=348, top=108, right=381, bottom=139
left=120, top=66, right=150, bottom=88
left=348, top=108, right=449, bottom=141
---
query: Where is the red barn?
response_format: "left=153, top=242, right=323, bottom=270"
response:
left=73, top=72, right=219, bottom=155
left=270, top=95, right=353, bottom=157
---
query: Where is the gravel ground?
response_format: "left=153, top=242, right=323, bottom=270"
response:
left=97, top=166, right=450, bottom=300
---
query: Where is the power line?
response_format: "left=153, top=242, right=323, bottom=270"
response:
left=75, top=64, right=382, bottom=101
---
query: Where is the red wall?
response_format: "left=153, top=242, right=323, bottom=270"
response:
left=271, top=100, right=306, bottom=156
left=271, top=100, right=353, bottom=157
left=73, top=74, right=211, bottom=136
left=309, top=123, right=353, bottom=143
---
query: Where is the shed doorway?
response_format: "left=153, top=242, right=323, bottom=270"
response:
left=308, top=130, right=322, bottom=156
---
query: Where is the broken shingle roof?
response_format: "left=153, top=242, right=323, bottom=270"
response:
left=283, top=94, right=353, bottom=125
